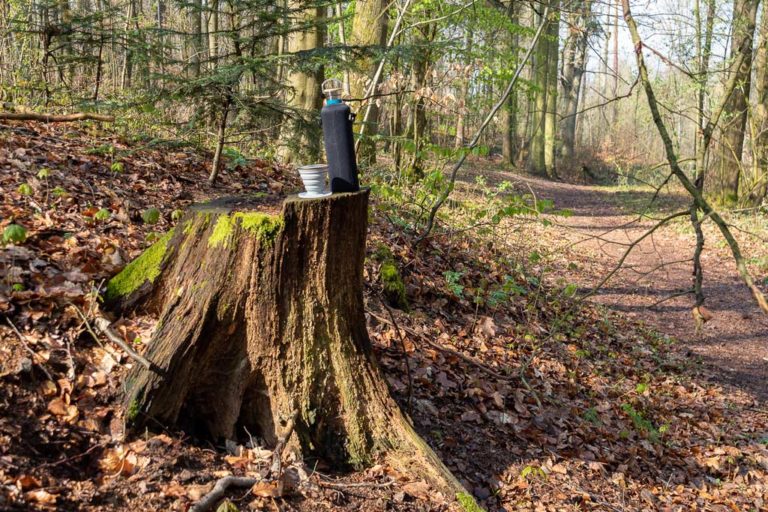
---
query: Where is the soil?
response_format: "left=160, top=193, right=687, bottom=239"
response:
left=485, top=168, right=768, bottom=402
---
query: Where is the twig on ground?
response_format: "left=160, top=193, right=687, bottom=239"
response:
left=317, top=478, right=395, bottom=489
left=5, top=318, right=54, bottom=381
left=71, top=306, right=162, bottom=374
left=189, top=476, right=260, bottom=512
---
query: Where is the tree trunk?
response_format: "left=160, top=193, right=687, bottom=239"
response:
left=455, top=30, right=472, bottom=150
left=528, top=7, right=548, bottom=175
left=278, top=1, right=324, bottom=164
left=208, top=99, right=230, bottom=185
left=406, top=23, right=434, bottom=179
left=189, top=0, right=203, bottom=78
left=543, top=0, right=560, bottom=179
left=209, top=0, right=219, bottom=66
left=710, top=0, right=759, bottom=204
left=109, top=191, right=465, bottom=499
left=748, top=3, right=768, bottom=205
left=559, top=0, right=592, bottom=161
left=349, top=0, right=389, bottom=165
left=501, top=3, right=519, bottom=165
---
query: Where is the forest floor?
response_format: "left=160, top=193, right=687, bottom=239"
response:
left=477, top=167, right=768, bottom=402
left=1, top=124, right=768, bottom=512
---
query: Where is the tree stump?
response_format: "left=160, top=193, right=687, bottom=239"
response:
left=110, top=190, right=464, bottom=500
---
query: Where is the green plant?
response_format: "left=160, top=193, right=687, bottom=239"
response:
left=583, top=407, right=600, bottom=424
left=37, top=168, right=51, bottom=179
left=52, top=186, right=68, bottom=198
left=373, top=244, right=408, bottom=309
left=11, top=283, right=25, bottom=292
left=223, top=147, right=248, bottom=169
left=142, top=208, right=161, bottom=224
left=110, top=161, right=124, bottom=173
left=520, top=465, right=547, bottom=480
left=444, top=270, right=465, bottom=297
left=94, top=208, right=111, bottom=222
left=17, top=183, right=33, bottom=196
left=621, top=403, right=660, bottom=442
left=2, top=224, right=27, bottom=245
left=86, top=143, right=115, bottom=156
left=171, top=209, right=184, bottom=222
left=486, top=275, right=527, bottom=307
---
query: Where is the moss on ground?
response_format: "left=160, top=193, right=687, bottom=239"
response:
left=373, top=243, right=408, bottom=310
left=456, top=492, right=485, bottom=512
left=126, top=398, right=140, bottom=422
left=106, top=230, right=173, bottom=300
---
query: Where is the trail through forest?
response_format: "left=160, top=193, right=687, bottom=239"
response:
left=496, top=169, right=768, bottom=402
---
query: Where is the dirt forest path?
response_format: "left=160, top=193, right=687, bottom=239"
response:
left=476, top=167, right=768, bottom=402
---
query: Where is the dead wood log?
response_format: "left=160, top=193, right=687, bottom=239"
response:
left=0, top=112, right=115, bottom=122
left=108, top=191, right=467, bottom=502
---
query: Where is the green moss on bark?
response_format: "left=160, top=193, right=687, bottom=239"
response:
left=208, top=212, right=283, bottom=248
left=234, top=212, right=283, bottom=244
left=208, top=215, right=235, bottom=248
left=106, top=230, right=174, bottom=300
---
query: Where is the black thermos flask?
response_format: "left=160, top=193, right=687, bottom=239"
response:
left=321, top=79, right=360, bottom=193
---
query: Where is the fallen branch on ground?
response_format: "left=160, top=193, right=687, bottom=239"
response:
left=0, top=112, right=115, bottom=122
left=189, top=476, right=259, bottom=512
left=189, top=410, right=300, bottom=512
left=72, top=306, right=161, bottom=374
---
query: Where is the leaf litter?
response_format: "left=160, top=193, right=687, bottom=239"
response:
left=0, top=122, right=766, bottom=511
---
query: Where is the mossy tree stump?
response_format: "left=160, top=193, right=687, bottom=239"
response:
left=109, top=190, right=465, bottom=501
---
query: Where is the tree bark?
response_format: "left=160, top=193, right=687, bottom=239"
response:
left=349, top=0, right=389, bottom=165
left=528, top=6, right=548, bottom=175
left=455, top=29, right=472, bottom=150
left=559, top=0, right=592, bottom=161
left=110, top=191, right=465, bottom=499
left=710, top=0, right=759, bottom=204
left=208, top=99, right=230, bottom=185
left=189, top=0, right=203, bottom=78
left=277, top=1, right=324, bottom=164
left=501, top=2, right=520, bottom=165
left=748, top=3, right=768, bottom=205
left=0, top=111, right=115, bottom=122
left=543, top=0, right=560, bottom=179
